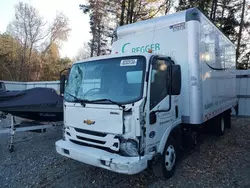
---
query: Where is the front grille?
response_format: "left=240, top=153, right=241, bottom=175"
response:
left=74, top=128, right=107, bottom=137
left=70, top=139, right=117, bottom=154
left=76, top=135, right=106, bottom=144
left=71, top=127, right=119, bottom=152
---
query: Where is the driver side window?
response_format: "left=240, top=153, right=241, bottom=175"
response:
left=150, top=59, right=169, bottom=110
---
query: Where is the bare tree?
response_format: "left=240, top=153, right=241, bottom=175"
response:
left=0, top=34, right=21, bottom=81
left=35, top=12, right=71, bottom=80
left=7, top=2, right=46, bottom=81
left=120, top=0, right=126, bottom=26
left=42, top=12, right=71, bottom=54
left=6, top=2, right=71, bottom=81
left=236, top=0, right=246, bottom=63
left=73, top=43, right=91, bottom=61
left=165, top=0, right=173, bottom=14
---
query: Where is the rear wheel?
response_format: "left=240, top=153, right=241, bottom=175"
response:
left=152, top=136, right=178, bottom=179
left=214, top=116, right=225, bottom=136
left=224, top=112, right=231, bottom=129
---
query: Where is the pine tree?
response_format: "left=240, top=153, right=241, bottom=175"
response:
left=80, top=0, right=115, bottom=57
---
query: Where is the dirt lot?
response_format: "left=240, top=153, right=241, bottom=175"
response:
left=0, top=117, right=250, bottom=188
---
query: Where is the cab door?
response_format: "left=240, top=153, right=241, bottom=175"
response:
left=145, top=57, right=179, bottom=153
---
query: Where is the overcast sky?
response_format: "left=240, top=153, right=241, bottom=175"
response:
left=0, top=0, right=91, bottom=58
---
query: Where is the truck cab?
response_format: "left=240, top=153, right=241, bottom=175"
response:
left=56, top=53, right=182, bottom=177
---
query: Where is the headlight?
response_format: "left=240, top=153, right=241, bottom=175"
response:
left=120, top=138, right=139, bottom=157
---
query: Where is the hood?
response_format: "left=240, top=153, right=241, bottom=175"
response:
left=65, top=104, right=124, bottom=135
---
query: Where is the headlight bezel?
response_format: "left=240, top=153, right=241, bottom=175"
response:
left=119, top=137, right=139, bottom=157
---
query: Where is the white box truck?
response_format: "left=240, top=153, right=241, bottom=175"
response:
left=56, top=8, right=237, bottom=178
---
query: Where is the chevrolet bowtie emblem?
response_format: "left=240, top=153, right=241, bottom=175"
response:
left=83, top=119, right=95, bottom=125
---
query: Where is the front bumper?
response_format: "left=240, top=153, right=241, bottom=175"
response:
left=55, top=139, right=150, bottom=175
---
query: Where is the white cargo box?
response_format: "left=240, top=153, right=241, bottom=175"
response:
left=112, top=8, right=237, bottom=124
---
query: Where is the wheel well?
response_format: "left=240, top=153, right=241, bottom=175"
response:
left=169, top=126, right=181, bottom=140
left=224, top=109, right=231, bottom=115
left=168, top=125, right=182, bottom=149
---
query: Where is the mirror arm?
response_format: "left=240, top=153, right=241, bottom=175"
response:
left=60, top=75, right=66, bottom=95
left=154, top=100, right=171, bottom=113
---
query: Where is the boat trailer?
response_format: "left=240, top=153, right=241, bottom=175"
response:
left=0, top=113, right=62, bottom=152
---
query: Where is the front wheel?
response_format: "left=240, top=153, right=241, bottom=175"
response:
left=152, top=136, right=178, bottom=179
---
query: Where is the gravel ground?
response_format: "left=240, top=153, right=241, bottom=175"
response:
left=0, top=117, right=250, bottom=188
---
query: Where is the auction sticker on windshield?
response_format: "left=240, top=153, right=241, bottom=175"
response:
left=120, top=59, right=137, bottom=66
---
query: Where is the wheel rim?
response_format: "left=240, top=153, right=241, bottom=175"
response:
left=221, top=118, right=225, bottom=132
left=165, top=145, right=176, bottom=171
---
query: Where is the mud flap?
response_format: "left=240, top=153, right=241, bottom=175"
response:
left=234, top=104, right=239, bottom=116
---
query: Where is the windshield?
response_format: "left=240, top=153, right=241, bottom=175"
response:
left=64, top=56, right=146, bottom=104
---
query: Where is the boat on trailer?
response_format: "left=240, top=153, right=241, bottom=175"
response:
left=0, top=84, right=63, bottom=122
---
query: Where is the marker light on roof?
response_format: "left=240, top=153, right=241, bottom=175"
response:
left=148, top=49, right=153, bottom=53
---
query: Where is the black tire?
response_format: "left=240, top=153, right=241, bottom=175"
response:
left=224, top=112, right=231, bottom=129
left=152, top=136, right=178, bottom=179
left=214, top=116, right=225, bottom=136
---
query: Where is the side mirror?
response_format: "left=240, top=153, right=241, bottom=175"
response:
left=59, top=68, right=71, bottom=95
left=171, top=65, right=181, bottom=95
left=150, top=111, right=157, bottom=125
left=60, top=74, right=66, bottom=95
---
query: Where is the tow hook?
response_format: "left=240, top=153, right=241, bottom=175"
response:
left=101, top=159, right=112, bottom=167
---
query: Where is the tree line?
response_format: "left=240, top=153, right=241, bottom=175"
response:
left=0, top=2, right=71, bottom=81
left=1, top=1, right=249, bottom=82
left=80, top=0, right=250, bottom=69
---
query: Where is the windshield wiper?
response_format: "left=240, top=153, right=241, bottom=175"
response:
left=65, top=93, right=124, bottom=109
left=90, top=99, right=125, bottom=109
left=64, top=92, right=90, bottom=104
